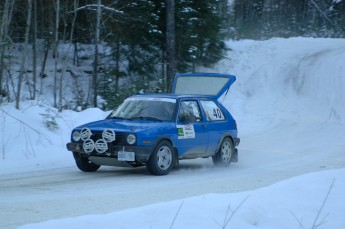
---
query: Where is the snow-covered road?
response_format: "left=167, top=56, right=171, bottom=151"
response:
left=1, top=37, right=345, bottom=228
left=2, top=119, right=345, bottom=228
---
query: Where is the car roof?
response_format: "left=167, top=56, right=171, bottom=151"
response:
left=130, top=93, right=213, bottom=100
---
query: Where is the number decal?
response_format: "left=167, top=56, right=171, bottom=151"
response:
left=200, top=100, right=225, bottom=121
left=213, top=108, right=222, bottom=119
left=213, top=109, right=217, bottom=118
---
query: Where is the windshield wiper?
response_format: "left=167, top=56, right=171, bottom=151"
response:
left=129, top=116, right=163, bottom=122
left=109, top=116, right=129, bottom=120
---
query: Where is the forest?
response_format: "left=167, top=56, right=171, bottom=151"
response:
left=0, top=0, right=344, bottom=111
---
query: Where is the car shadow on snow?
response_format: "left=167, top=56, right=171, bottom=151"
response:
left=70, top=158, right=236, bottom=177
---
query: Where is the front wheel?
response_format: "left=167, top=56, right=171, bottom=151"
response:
left=146, top=140, right=175, bottom=175
left=73, top=152, right=101, bottom=172
left=212, top=137, right=233, bottom=167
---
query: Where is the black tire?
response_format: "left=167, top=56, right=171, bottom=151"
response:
left=146, top=140, right=175, bottom=175
left=73, top=152, right=101, bottom=172
left=212, top=137, right=233, bottom=167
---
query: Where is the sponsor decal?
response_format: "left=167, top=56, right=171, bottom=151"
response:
left=177, top=124, right=195, bottom=139
left=178, top=128, right=184, bottom=136
left=102, top=129, right=116, bottom=142
left=78, top=128, right=114, bottom=154
left=95, top=139, right=108, bottom=153
left=83, top=139, right=95, bottom=154
left=80, top=128, right=92, bottom=141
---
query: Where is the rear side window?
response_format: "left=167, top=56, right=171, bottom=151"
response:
left=200, top=100, right=225, bottom=121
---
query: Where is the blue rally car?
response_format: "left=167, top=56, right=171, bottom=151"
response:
left=66, top=73, right=240, bottom=175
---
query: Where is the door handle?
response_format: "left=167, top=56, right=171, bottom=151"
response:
left=202, top=124, right=207, bottom=128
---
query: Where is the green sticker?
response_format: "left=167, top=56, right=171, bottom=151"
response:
left=178, top=128, right=184, bottom=136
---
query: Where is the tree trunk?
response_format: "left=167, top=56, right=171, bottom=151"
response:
left=165, top=0, right=175, bottom=92
left=32, top=0, right=37, bottom=100
left=16, top=0, right=32, bottom=109
left=53, top=0, right=60, bottom=108
left=0, top=0, right=15, bottom=103
left=92, top=0, right=101, bottom=107
left=114, top=35, right=120, bottom=94
left=39, top=40, right=49, bottom=96
left=58, top=0, right=78, bottom=111
left=161, top=49, right=166, bottom=93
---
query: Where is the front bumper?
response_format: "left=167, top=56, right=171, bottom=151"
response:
left=66, top=142, right=153, bottom=163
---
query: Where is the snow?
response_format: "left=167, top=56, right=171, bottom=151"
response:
left=1, top=37, right=345, bottom=229
left=17, top=169, right=344, bottom=229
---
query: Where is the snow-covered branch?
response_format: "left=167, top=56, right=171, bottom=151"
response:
left=70, top=4, right=125, bottom=15
left=0, top=108, right=52, bottom=144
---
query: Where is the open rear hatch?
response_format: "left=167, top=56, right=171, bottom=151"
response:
left=171, top=73, right=236, bottom=99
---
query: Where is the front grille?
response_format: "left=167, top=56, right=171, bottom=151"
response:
left=74, top=130, right=135, bottom=155
left=91, top=132, right=126, bottom=145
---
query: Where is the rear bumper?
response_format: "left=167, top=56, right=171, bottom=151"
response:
left=234, top=137, right=240, bottom=147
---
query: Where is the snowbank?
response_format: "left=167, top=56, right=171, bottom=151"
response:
left=19, top=168, right=345, bottom=229
left=0, top=101, right=108, bottom=173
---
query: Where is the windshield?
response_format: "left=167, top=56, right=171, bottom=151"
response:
left=109, top=97, right=176, bottom=122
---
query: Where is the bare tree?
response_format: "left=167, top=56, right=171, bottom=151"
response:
left=0, top=0, right=15, bottom=103
left=71, top=2, right=125, bottom=108
left=165, top=0, right=176, bottom=92
left=53, top=0, right=60, bottom=108
left=16, top=0, right=32, bottom=109
left=92, top=0, right=101, bottom=107
left=31, top=0, right=37, bottom=100
left=58, top=0, right=79, bottom=111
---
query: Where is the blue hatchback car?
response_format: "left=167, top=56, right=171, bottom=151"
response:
left=66, top=73, right=240, bottom=175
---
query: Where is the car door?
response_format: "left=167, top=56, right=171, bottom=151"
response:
left=175, top=100, right=209, bottom=158
left=199, top=99, right=228, bottom=155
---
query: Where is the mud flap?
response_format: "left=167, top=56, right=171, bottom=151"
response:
left=231, top=148, right=238, bottom=162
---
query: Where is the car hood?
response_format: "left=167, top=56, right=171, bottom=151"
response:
left=75, top=119, right=166, bottom=133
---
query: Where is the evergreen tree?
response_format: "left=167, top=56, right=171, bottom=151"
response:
left=230, top=0, right=345, bottom=39
left=176, top=0, right=227, bottom=72
left=2, top=0, right=345, bottom=109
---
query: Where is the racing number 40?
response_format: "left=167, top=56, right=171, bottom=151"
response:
left=213, top=108, right=222, bottom=119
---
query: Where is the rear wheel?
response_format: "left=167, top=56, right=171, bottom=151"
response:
left=73, top=152, right=100, bottom=172
left=212, top=137, right=233, bottom=167
left=147, top=140, right=175, bottom=175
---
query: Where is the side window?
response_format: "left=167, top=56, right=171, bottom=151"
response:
left=200, top=100, right=225, bottom=121
left=178, top=101, right=201, bottom=123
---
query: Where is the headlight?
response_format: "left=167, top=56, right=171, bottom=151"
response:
left=127, top=134, right=136, bottom=145
left=72, top=131, right=81, bottom=141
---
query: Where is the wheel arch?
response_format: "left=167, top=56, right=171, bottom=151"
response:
left=152, top=136, right=178, bottom=158
left=215, top=133, right=235, bottom=153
